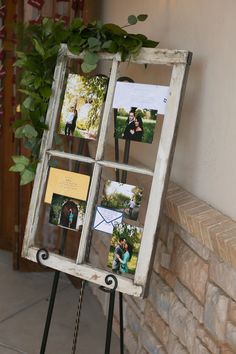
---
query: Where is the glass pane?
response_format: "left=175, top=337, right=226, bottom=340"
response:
left=85, top=166, right=153, bottom=278
left=51, top=58, right=111, bottom=157
left=34, top=157, right=93, bottom=261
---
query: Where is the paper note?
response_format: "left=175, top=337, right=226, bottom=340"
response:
left=93, top=206, right=123, bottom=234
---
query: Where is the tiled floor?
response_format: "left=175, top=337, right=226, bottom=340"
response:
left=0, top=250, right=120, bottom=354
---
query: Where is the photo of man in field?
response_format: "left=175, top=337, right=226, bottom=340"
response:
left=101, top=180, right=143, bottom=221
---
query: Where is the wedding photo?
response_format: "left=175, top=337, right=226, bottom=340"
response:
left=114, top=107, right=158, bottom=143
left=58, top=74, right=108, bottom=140
left=107, top=223, right=143, bottom=275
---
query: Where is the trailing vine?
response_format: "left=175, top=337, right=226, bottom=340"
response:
left=10, top=15, right=159, bottom=185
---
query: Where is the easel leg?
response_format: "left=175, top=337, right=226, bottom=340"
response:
left=119, top=293, right=124, bottom=354
left=99, top=274, right=124, bottom=354
left=105, top=288, right=116, bottom=354
left=37, top=230, right=67, bottom=354
left=40, top=270, right=60, bottom=354
left=71, top=280, right=86, bottom=354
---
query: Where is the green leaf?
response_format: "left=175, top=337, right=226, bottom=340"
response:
left=44, top=45, right=59, bottom=59
left=88, top=37, right=101, bottom=51
left=81, top=62, right=97, bottom=73
left=24, top=124, right=38, bottom=138
left=32, top=38, right=45, bottom=57
left=15, top=124, right=38, bottom=139
left=14, top=59, right=26, bottom=68
left=12, top=155, right=30, bottom=166
left=142, top=39, right=159, bottom=48
left=24, top=138, right=37, bottom=150
left=101, top=40, right=113, bottom=49
left=9, top=163, right=26, bottom=172
left=70, top=17, right=83, bottom=30
left=16, top=51, right=27, bottom=59
left=22, top=96, right=35, bottom=111
left=14, top=126, right=24, bottom=138
left=20, top=168, right=35, bottom=185
left=34, top=77, right=42, bottom=89
left=12, top=118, right=29, bottom=130
left=137, top=14, right=148, bottom=22
left=128, top=15, right=138, bottom=25
left=84, top=51, right=99, bottom=65
left=20, top=74, right=35, bottom=87
left=39, top=86, right=52, bottom=98
left=102, top=24, right=127, bottom=35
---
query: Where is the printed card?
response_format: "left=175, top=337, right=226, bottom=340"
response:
left=44, top=168, right=90, bottom=204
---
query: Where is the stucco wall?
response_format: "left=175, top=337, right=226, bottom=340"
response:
left=100, top=0, right=236, bottom=221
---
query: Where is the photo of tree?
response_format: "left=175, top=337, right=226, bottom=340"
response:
left=107, top=223, right=143, bottom=275
left=114, top=107, right=158, bottom=144
left=101, top=180, right=143, bottom=221
left=49, top=193, right=86, bottom=231
left=58, top=74, right=108, bottom=140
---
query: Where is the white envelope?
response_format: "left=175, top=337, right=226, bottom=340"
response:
left=93, top=206, right=123, bottom=234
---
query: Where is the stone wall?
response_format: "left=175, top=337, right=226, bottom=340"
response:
left=90, top=182, right=236, bottom=353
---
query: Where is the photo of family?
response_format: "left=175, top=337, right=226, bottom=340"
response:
left=101, top=180, right=143, bottom=221
left=58, top=74, right=108, bottom=140
left=107, top=223, right=143, bottom=275
left=49, top=193, right=86, bottom=231
left=114, top=107, right=158, bottom=144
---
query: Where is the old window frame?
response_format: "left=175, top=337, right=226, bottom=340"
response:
left=22, top=44, right=191, bottom=298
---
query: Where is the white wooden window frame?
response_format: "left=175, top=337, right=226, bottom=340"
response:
left=22, top=44, right=191, bottom=298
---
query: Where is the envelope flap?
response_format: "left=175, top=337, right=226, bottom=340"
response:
left=97, top=206, right=123, bottom=223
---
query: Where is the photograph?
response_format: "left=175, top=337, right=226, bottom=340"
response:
left=101, top=180, right=143, bottom=221
left=49, top=193, right=86, bottom=231
left=112, top=81, right=169, bottom=144
left=114, top=107, right=158, bottom=143
left=58, top=74, right=108, bottom=140
left=107, top=223, right=143, bottom=275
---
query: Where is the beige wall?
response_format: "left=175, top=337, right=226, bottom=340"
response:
left=100, top=0, right=236, bottom=221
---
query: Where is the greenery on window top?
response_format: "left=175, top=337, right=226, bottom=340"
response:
left=10, top=15, right=159, bottom=185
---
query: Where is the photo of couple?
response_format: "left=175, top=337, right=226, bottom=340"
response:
left=114, top=107, right=158, bottom=144
left=107, top=223, right=143, bottom=275
left=58, top=74, right=108, bottom=140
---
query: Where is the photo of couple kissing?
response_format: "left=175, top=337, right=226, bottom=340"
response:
left=112, top=237, right=133, bottom=274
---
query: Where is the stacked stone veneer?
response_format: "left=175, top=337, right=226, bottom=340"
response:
left=90, top=181, right=236, bottom=353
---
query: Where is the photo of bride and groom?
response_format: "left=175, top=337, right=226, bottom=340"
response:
left=107, top=223, right=143, bottom=275
left=114, top=107, right=158, bottom=144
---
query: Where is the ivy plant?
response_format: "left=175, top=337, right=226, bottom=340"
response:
left=10, top=15, right=159, bottom=185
